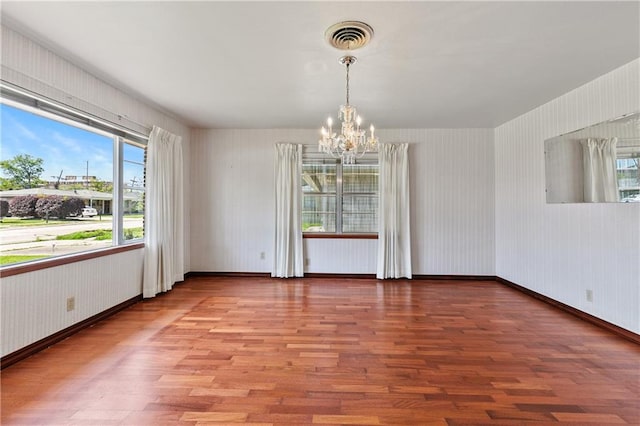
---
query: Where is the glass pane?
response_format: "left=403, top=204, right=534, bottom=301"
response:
left=302, top=195, right=336, bottom=232
left=343, top=163, right=378, bottom=193
left=0, top=103, right=114, bottom=266
left=617, top=155, right=639, bottom=202
left=342, top=194, right=378, bottom=233
left=302, top=163, right=337, bottom=193
left=123, top=142, right=145, bottom=240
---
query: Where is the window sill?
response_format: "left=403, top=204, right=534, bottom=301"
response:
left=303, top=233, right=378, bottom=239
left=0, top=242, right=145, bottom=278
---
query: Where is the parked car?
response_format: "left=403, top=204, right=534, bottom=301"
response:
left=82, top=206, right=98, bottom=217
left=621, top=194, right=640, bottom=203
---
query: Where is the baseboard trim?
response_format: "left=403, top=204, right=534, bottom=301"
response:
left=413, top=274, right=497, bottom=281
left=187, top=272, right=376, bottom=280
left=496, top=277, right=639, bottom=345
left=303, top=273, right=376, bottom=279
left=186, top=272, right=497, bottom=281
left=303, top=274, right=497, bottom=281
left=1, top=294, right=142, bottom=370
left=185, top=271, right=271, bottom=278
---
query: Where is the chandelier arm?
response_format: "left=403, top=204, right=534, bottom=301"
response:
left=321, top=147, right=341, bottom=159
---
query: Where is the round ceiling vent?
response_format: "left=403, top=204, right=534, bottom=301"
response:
left=325, top=21, right=374, bottom=51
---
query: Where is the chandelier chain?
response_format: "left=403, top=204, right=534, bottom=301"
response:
left=345, top=62, right=350, bottom=106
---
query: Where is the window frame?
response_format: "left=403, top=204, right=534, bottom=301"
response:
left=302, top=148, right=379, bottom=238
left=0, top=85, right=148, bottom=274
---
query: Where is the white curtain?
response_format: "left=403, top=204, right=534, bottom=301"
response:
left=581, top=137, right=619, bottom=202
left=272, top=143, right=304, bottom=278
left=377, top=143, right=412, bottom=279
left=143, top=126, right=184, bottom=298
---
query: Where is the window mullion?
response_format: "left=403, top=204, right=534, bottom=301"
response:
left=113, top=136, right=124, bottom=245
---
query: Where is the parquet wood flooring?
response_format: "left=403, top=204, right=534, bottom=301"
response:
left=1, top=277, right=638, bottom=425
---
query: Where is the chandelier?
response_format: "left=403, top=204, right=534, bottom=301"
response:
left=318, top=55, right=378, bottom=164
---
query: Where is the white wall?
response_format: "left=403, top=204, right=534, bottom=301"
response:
left=1, top=250, right=143, bottom=356
left=495, top=59, right=640, bottom=334
left=1, top=24, right=192, bottom=356
left=384, top=129, right=495, bottom=275
left=190, top=128, right=495, bottom=275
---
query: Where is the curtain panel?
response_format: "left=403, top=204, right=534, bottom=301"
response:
left=272, top=143, right=304, bottom=278
left=377, top=143, right=412, bottom=279
left=143, top=126, right=185, bottom=298
left=581, top=137, right=619, bottom=202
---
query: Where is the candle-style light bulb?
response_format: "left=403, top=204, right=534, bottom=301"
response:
left=370, top=125, right=375, bottom=138
left=356, top=116, right=362, bottom=128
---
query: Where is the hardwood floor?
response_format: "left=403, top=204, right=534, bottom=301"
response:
left=2, top=276, right=638, bottom=425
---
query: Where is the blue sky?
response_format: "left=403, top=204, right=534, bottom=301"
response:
left=1, top=103, right=144, bottom=187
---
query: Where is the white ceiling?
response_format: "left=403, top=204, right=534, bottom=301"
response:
left=2, top=1, right=639, bottom=129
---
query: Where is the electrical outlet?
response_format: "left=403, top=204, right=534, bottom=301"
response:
left=66, top=297, right=75, bottom=312
left=586, top=289, right=593, bottom=302
left=260, top=252, right=265, bottom=260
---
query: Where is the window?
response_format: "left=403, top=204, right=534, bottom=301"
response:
left=617, top=150, right=640, bottom=202
left=302, top=152, right=378, bottom=234
left=123, top=142, right=146, bottom=240
left=0, top=98, right=146, bottom=267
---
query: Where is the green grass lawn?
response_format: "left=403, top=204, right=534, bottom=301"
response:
left=55, top=227, right=143, bottom=241
left=0, top=255, right=49, bottom=265
left=124, top=227, right=144, bottom=239
left=302, top=223, right=322, bottom=231
left=1, top=215, right=137, bottom=228
left=0, top=218, right=67, bottom=227
left=56, top=229, right=113, bottom=240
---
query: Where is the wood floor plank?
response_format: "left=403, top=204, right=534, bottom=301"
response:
left=1, top=277, right=638, bottom=425
left=312, top=414, right=380, bottom=424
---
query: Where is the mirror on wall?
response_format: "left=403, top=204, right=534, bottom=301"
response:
left=545, top=112, right=640, bottom=203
